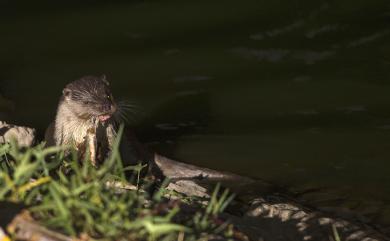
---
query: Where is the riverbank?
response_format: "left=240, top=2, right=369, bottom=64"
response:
left=0, top=122, right=388, bottom=240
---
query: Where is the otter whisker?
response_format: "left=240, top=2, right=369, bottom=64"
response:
left=115, top=108, right=135, bottom=124
left=117, top=110, right=130, bottom=123
left=118, top=100, right=140, bottom=114
left=117, top=100, right=139, bottom=108
left=117, top=106, right=140, bottom=114
left=113, top=101, right=141, bottom=124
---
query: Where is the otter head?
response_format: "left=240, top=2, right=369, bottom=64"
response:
left=62, top=75, right=117, bottom=122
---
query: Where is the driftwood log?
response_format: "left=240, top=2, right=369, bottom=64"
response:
left=152, top=154, right=389, bottom=241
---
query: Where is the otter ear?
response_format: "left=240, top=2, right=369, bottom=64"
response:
left=101, top=74, right=110, bottom=86
left=63, top=88, right=72, bottom=100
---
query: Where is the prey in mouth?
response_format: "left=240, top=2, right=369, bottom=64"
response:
left=52, top=75, right=120, bottom=166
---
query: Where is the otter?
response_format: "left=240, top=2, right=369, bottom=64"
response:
left=45, top=75, right=118, bottom=166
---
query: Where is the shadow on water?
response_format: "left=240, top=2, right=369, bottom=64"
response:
left=1, top=0, right=390, bottom=228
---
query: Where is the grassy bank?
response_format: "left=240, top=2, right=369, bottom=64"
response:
left=0, top=128, right=237, bottom=241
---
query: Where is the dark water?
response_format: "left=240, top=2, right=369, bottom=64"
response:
left=1, top=0, right=390, bottom=224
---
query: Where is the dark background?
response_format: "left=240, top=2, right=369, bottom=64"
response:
left=1, top=0, right=390, bottom=224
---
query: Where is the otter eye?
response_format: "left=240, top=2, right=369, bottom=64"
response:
left=107, top=95, right=111, bottom=100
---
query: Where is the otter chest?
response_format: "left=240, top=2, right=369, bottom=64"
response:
left=74, top=125, right=94, bottom=148
left=62, top=119, right=96, bottom=148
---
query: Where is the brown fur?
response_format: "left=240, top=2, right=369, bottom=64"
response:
left=45, top=75, right=117, bottom=165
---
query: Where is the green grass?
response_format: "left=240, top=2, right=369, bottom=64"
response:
left=0, top=127, right=236, bottom=241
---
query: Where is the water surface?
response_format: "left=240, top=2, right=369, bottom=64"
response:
left=1, top=0, right=390, bottom=224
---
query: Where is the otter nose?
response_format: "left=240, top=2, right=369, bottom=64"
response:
left=103, top=104, right=111, bottom=113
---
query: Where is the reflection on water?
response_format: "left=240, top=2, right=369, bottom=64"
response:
left=250, top=20, right=305, bottom=40
left=306, top=24, right=341, bottom=39
left=347, top=30, right=390, bottom=48
left=231, top=47, right=335, bottom=64
left=1, top=0, right=390, bottom=225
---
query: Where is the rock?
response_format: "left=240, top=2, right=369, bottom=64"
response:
left=7, top=211, right=72, bottom=241
left=0, top=121, right=36, bottom=147
left=167, top=180, right=210, bottom=198
left=226, top=198, right=388, bottom=241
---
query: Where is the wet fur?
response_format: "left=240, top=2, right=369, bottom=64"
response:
left=46, top=75, right=118, bottom=165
